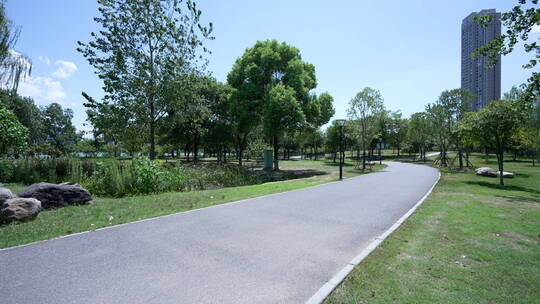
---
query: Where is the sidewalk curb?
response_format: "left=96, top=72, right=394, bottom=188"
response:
left=305, top=170, right=441, bottom=304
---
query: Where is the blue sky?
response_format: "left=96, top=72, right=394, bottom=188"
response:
left=6, top=0, right=536, bottom=133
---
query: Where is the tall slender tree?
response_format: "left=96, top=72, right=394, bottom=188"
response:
left=78, top=0, right=213, bottom=159
left=347, top=87, right=384, bottom=169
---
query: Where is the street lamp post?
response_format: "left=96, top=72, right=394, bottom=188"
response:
left=336, top=119, right=346, bottom=180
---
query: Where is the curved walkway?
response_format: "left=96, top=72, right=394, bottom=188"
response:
left=0, top=162, right=439, bottom=304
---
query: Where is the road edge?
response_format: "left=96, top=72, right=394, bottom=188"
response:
left=305, top=169, right=441, bottom=304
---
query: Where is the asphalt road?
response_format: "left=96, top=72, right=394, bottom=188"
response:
left=0, top=161, right=439, bottom=304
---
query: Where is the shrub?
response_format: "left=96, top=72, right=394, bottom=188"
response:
left=0, top=159, right=15, bottom=182
left=2, top=156, right=262, bottom=197
left=131, top=157, right=165, bottom=194
left=87, top=160, right=132, bottom=197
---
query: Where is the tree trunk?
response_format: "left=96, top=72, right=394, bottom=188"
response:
left=149, top=119, right=156, bottom=160
left=236, top=135, right=246, bottom=166
left=496, top=137, right=504, bottom=186
left=458, top=149, right=464, bottom=169
left=193, top=138, right=199, bottom=163
left=273, top=136, right=279, bottom=171
left=362, top=149, right=366, bottom=170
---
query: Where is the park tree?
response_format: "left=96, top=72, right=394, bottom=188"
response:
left=82, top=92, right=128, bottom=153
left=263, top=84, right=305, bottom=170
left=460, top=100, right=525, bottom=185
left=325, top=121, right=354, bottom=163
left=474, top=0, right=540, bottom=97
left=0, top=1, right=31, bottom=91
left=347, top=87, right=384, bottom=169
left=78, top=0, right=213, bottom=159
left=227, top=40, right=331, bottom=168
left=0, top=103, right=28, bottom=156
left=528, top=97, right=540, bottom=164
left=41, top=103, right=78, bottom=156
left=388, top=111, right=408, bottom=157
left=502, top=85, right=540, bottom=164
left=325, top=123, right=341, bottom=163
left=0, top=89, right=45, bottom=149
left=305, top=92, right=335, bottom=127
left=203, top=81, right=233, bottom=162
left=407, top=112, right=431, bottom=162
left=73, top=138, right=99, bottom=157
left=426, top=89, right=474, bottom=167
left=162, top=75, right=228, bottom=161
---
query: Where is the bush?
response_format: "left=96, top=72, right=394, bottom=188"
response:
left=0, top=159, right=15, bottom=182
left=2, top=156, right=263, bottom=197
left=87, top=160, right=131, bottom=197
left=131, top=157, right=172, bottom=194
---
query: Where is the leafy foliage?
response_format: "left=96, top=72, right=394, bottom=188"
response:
left=0, top=1, right=31, bottom=91
left=474, top=0, right=540, bottom=97
left=460, top=100, right=526, bottom=185
left=78, top=0, right=213, bottom=159
left=347, top=87, right=385, bottom=169
left=227, top=40, right=334, bottom=168
left=0, top=103, right=27, bottom=156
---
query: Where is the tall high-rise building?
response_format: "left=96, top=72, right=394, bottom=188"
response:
left=461, top=9, right=501, bottom=111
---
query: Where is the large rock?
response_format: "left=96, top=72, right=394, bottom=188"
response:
left=19, top=182, right=92, bottom=209
left=0, top=188, right=14, bottom=204
left=475, top=167, right=515, bottom=178
left=498, top=171, right=515, bottom=178
left=475, top=167, right=497, bottom=177
left=0, top=198, right=41, bottom=223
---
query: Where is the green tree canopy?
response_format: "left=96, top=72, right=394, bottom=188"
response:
left=41, top=103, right=78, bottom=156
left=474, top=0, right=540, bottom=97
left=0, top=89, right=44, bottom=147
left=0, top=0, right=31, bottom=91
left=0, top=103, right=28, bottom=156
left=347, top=87, right=385, bottom=169
left=78, top=0, right=213, bottom=159
left=263, top=84, right=305, bottom=169
left=407, top=112, right=431, bottom=161
left=460, top=100, right=525, bottom=185
left=227, top=40, right=332, bottom=168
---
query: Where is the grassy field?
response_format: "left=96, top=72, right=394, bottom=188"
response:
left=326, top=155, right=540, bottom=304
left=0, top=158, right=385, bottom=249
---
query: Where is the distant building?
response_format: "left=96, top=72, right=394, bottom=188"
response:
left=461, top=9, right=501, bottom=111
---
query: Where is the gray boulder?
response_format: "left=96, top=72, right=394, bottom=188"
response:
left=0, top=188, right=15, bottom=204
left=0, top=198, right=41, bottom=223
left=475, top=167, right=497, bottom=177
left=498, top=171, right=515, bottom=178
left=19, top=182, right=92, bottom=209
left=475, top=167, right=515, bottom=178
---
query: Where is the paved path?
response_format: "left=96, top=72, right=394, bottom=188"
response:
left=0, top=162, right=438, bottom=304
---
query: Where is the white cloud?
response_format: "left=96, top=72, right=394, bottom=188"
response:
left=532, top=24, right=540, bottom=33
left=38, top=56, right=51, bottom=65
left=52, top=60, right=78, bottom=79
left=18, top=76, right=67, bottom=104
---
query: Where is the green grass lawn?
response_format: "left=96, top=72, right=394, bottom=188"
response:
left=326, top=155, right=540, bottom=304
left=0, top=159, right=385, bottom=249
